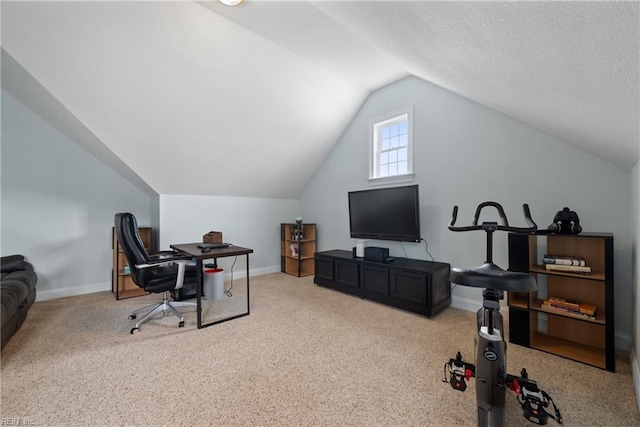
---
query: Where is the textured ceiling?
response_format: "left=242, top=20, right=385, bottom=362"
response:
left=2, top=1, right=638, bottom=198
left=312, top=1, right=639, bottom=171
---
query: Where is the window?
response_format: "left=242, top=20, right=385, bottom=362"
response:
left=370, top=108, right=414, bottom=184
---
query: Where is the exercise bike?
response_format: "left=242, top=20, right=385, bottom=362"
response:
left=442, top=202, right=563, bottom=426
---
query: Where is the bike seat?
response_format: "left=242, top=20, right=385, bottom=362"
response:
left=450, top=262, right=537, bottom=292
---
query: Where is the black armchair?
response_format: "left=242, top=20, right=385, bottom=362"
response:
left=114, top=213, right=197, bottom=334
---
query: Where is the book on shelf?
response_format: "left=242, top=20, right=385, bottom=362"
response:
left=542, top=254, right=586, bottom=266
left=545, top=264, right=591, bottom=274
left=543, top=296, right=597, bottom=316
left=539, top=303, right=597, bottom=320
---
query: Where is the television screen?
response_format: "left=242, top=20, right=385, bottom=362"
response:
left=348, top=185, right=421, bottom=243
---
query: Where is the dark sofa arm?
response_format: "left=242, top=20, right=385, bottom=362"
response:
left=1, top=255, right=26, bottom=273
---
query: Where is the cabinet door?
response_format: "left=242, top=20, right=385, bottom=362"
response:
left=361, top=264, right=389, bottom=296
left=391, top=270, right=427, bottom=304
left=335, top=260, right=359, bottom=288
left=315, top=257, right=334, bottom=282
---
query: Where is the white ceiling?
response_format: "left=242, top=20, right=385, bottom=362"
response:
left=2, top=1, right=638, bottom=198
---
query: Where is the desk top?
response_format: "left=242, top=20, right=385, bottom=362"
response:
left=170, top=243, right=253, bottom=259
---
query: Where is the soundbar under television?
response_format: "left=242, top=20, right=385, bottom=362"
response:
left=348, top=185, right=421, bottom=243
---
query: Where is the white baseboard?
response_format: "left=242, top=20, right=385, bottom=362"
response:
left=632, top=348, right=640, bottom=414
left=615, top=332, right=633, bottom=352
left=222, top=264, right=281, bottom=281
left=451, top=295, right=482, bottom=312
left=34, top=265, right=283, bottom=302
left=36, top=281, right=111, bottom=302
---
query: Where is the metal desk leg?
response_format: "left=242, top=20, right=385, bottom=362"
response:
left=196, top=258, right=203, bottom=328
left=246, top=253, right=250, bottom=315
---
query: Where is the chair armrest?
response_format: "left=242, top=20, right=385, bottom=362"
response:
left=135, top=257, right=190, bottom=269
left=135, top=257, right=192, bottom=290
left=149, top=250, right=181, bottom=259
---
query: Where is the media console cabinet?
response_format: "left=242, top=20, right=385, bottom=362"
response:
left=314, top=250, right=451, bottom=317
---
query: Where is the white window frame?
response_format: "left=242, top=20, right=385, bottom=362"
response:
left=368, top=107, right=415, bottom=186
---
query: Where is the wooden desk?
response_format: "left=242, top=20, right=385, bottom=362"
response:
left=170, top=243, right=254, bottom=328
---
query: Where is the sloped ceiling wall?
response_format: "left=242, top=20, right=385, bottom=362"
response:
left=2, top=1, right=638, bottom=199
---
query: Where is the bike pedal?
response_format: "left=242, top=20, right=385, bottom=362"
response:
left=450, top=376, right=467, bottom=392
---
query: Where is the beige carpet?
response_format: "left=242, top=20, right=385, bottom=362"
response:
left=1, top=273, right=638, bottom=426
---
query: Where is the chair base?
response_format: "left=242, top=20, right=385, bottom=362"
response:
left=129, top=291, right=196, bottom=333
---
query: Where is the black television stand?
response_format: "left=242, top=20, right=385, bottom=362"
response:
left=314, top=250, right=451, bottom=317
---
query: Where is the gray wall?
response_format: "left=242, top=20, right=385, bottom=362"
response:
left=631, top=159, right=639, bottom=405
left=1, top=91, right=158, bottom=300
left=158, top=194, right=301, bottom=278
left=300, top=76, right=633, bottom=346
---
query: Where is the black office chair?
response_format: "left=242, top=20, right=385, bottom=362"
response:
left=114, top=213, right=197, bottom=334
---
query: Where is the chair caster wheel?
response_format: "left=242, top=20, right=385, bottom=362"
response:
left=179, top=321, right=185, bottom=328
left=130, top=327, right=140, bottom=334
left=129, top=314, right=137, bottom=320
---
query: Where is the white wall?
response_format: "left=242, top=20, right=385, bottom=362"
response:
left=159, top=195, right=300, bottom=279
left=300, top=76, right=633, bottom=347
left=1, top=91, right=158, bottom=300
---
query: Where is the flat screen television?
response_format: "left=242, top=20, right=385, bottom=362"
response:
left=348, top=185, right=421, bottom=243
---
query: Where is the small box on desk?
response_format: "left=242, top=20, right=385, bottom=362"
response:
left=203, top=231, right=223, bottom=244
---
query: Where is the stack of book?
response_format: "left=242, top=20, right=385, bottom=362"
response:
left=542, top=254, right=591, bottom=274
left=541, top=296, right=597, bottom=319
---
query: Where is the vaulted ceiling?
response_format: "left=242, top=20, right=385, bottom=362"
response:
left=2, top=1, right=638, bottom=198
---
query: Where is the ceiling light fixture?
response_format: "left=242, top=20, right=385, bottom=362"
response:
left=218, top=0, right=245, bottom=6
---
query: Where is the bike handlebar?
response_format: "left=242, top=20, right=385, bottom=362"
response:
left=448, top=202, right=537, bottom=233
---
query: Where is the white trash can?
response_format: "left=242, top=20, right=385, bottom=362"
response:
left=203, top=268, right=224, bottom=300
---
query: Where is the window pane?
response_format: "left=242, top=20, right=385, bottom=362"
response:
left=398, top=161, right=407, bottom=174
left=371, top=111, right=411, bottom=179
left=389, top=150, right=397, bottom=163
left=398, top=121, right=408, bottom=135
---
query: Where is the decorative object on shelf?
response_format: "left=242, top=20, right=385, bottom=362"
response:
left=290, top=243, right=299, bottom=256
left=547, top=207, right=582, bottom=234
left=203, top=231, right=223, bottom=243
left=294, top=217, right=304, bottom=240
left=123, top=264, right=130, bottom=275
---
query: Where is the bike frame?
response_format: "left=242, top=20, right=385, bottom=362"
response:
left=443, top=203, right=562, bottom=426
left=475, top=289, right=507, bottom=426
